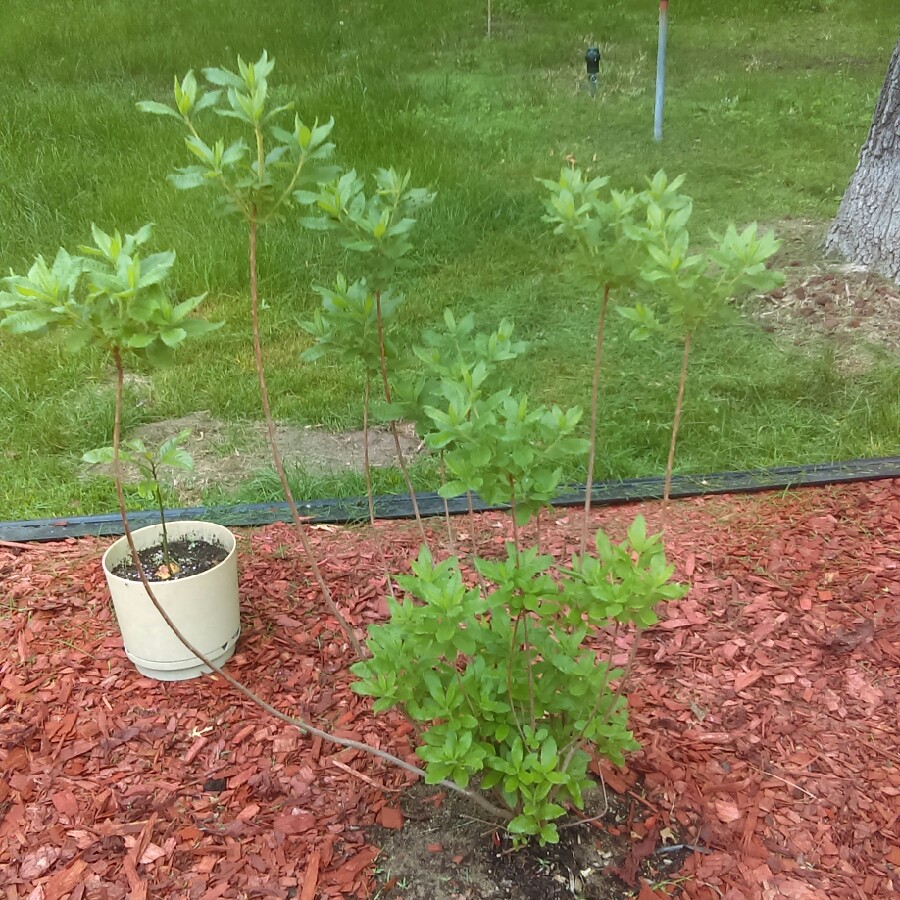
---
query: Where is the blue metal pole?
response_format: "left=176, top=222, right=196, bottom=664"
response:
left=654, top=0, right=669, bottom=142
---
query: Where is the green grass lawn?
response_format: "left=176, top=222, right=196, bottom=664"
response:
left=1, top=0, right=898, bottom=520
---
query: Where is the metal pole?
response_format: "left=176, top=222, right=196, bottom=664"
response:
left=654, top=0, right=669, bottom=142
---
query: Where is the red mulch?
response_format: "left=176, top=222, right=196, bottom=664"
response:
left=1, top=479, right=899, bottom=900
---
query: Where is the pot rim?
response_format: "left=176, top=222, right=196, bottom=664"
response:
left=101, top=520, right=236, bottom=586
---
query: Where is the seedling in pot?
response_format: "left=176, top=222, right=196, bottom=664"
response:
left=83, top=430, right=194, bottom=579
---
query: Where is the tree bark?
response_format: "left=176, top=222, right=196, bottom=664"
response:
left=824, top=37, right=900, bottom=283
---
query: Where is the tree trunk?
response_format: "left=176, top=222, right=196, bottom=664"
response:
left=824, top=37, right=900, bottom=283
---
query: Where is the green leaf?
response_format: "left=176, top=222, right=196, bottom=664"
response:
left=123, top=333, right=156, bottom=349
left=539, top=823, right=560, bottom=844
left=202, top=66, right=245, bottom=91
left=82, top=447, right=115, bottom=465
left=136, top=100, right=182, bottom=119
left=145, top=340, right=176, bottom=368
left=193, top=90, right=223, bottom=113
left=160, top=327, right=188, bottom=348
left=169, top=171, right=207, bottom=190
left=1, top=310, right=55, bottom=334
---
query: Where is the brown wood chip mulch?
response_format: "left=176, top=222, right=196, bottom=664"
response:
left=1, top=478, right=898, bottom=899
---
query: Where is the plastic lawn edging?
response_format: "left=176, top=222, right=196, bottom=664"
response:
left=2, top=456, right=898, bottom=543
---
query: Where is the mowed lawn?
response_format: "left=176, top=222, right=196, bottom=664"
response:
left=0, top=0, right=898, bottom=519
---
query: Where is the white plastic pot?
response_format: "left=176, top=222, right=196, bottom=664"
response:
left=102, top=520, right=240, bottom=681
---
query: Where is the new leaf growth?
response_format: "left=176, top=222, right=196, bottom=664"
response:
left=83, top=431, right=194, bottom=577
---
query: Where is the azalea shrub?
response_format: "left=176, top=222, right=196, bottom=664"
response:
left=353, top=513, right=687, bottom=843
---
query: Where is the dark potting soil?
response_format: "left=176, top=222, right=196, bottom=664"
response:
left=111, top=537, right=229, bottom=582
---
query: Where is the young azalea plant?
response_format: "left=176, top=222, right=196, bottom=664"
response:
left=538, top=167, right=691, bottom=552
left=352, top=358, right=688, bottom=843
left=138, top=50, right=363, bottom=654
left=393, top=310, right=530, bottom=549
left=299, top=165, right=436, bottom=539
left=83, top=430, right=194, bottom=578
left=0, top=225, right=220, bottom=565
left=352, top=309, right=687, bottom=843
left=621, top=171, right=784, bottom=505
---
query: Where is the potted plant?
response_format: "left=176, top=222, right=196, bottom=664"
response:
left=84, top=430, right=241, bottom=680
left=0, top=224, right=235, bottom=681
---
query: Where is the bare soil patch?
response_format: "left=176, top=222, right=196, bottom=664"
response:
left=370, top=780, right=691, bottom=899
left=83, top=411, right=422, bottom=503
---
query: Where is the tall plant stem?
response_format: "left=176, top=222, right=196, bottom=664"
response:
left=374, top=290, right=428, bottom=545
left=508, top=475, right=521, bottom=563
left=487, top=0, right=493, bottom=38
left=363, top=373, right=396, bottom=600
left=110, top=350, right=507, bottom=821
left=558, top=621, right=621, bottom=771
left=580, top=284, right=610, bottom=558
left=663, top=331, right=692, bottom=510
left=439, top=453, right=456, bottom=555
left=362, top=373, right=377, bottom=529
left=522, top=615, right=536, bottom=730
left=248, top=215, right=363, bottom=658
left=466, top=491, right=489, bottom=594
left=152, top=479, right=175, bottom=574
left=507, top=611, right=527, bottom=742
left=507, top=478, right=534, bottom=730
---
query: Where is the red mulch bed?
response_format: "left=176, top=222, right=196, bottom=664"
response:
left=1, top=479, right=899, bottom=900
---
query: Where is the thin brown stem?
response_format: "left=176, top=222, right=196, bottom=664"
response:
left=363, top=373, right=396, bottom=600
left=580, top=624, right=645, bottom=761
left=580, top=284, right=610, bottom=558
left=558, top=621, right=621, bottom=769
left=663, top=331, right=692, bottom=510
left=555, top=623, right=642, bottom=805
left=612, top=627, right=643, bottom=705
left=248, top=214, right=363, bottom=658
left=522, top=615, right=535, bottom=730
left=362, top=373, right=377, bottom=528
left=507, top=476, right=521, bottom=564
left=466, top=491, right=489, bottom=594
left=109, top=350, right=508, bottom=822
left=439, top=453, right=456, bottom=555
left=374, top=289, right=428, bottom=545
left=507, top=611, right=527, bottom=742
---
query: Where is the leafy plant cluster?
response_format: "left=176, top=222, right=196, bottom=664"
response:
left=138, top=51, right=337, bottom=224
left=0, top=224, right=218, bottom=569
left=1, top=51, right=784, bottom=845
left=540, top=167, right=782, bottom=342
left=0, top=224, right=217, bottom=365
left=309, top=157, right=779, bottom=842
left=353, top=519, right=686, bottom=844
